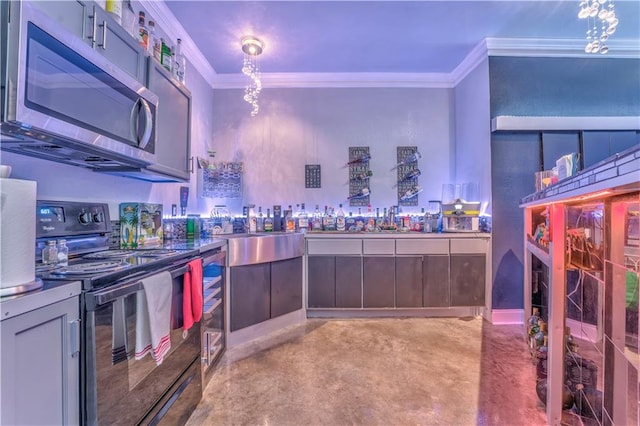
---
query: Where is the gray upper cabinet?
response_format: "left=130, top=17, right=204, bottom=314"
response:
left=1, top=295, right=80, bottom=426
left=30, top=1, right=146, bottom=82
left=146, top=58, right=192, bottom=181
left=30, top=0, right=87, bottom=37
left=87, top=5, right=146, bottom=82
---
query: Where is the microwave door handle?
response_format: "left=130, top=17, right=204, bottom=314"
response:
left=138, top=98, right=153, bottom=150
left=130, top=98, right=141, bottom=144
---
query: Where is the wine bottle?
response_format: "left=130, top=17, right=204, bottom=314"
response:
left=346, top=153, right=371, bottom=166
left=391, top=151, right=422, bottom=171
left=348, top=187, right=370, bottom=200
left=393, top=169, right=421, bottom=188
left=400, top=185, right=423, bottom=201
left=351, top=170, right=373, bottom=181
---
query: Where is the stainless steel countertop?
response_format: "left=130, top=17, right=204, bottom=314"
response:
left=303, top=231, right=490, bottom=239
left=221, top=233, right=305, bottom=266
left=1, top=280, right=82, bottom=320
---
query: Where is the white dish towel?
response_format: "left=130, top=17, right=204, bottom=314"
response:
left=134, top=271, right=172, bottom=365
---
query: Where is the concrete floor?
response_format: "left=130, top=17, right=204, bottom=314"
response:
left=187, top=317, right=548, bottom=425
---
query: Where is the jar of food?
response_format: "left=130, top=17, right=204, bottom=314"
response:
left=42, top=240, right=58, bottom=265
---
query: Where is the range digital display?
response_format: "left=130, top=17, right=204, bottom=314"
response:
left=38, top=206, right=64, bottom=222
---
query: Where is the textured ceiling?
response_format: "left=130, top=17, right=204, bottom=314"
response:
left=165, top=1, right=640, bottom=75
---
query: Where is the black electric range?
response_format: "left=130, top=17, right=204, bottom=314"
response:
left=35, top=200, right=198, bottom=290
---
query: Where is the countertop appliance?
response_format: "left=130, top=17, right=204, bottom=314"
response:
left=35, top=200, right=203, bottom=425
left=441, top=199, right=481, bottom=232
left=1, top=2, right=158, bottom=170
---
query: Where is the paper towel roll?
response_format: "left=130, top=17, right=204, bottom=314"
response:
left=0, top=178, right=36, bottom=289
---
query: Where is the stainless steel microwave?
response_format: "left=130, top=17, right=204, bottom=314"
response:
left=0, top=2, right=158, bottom=169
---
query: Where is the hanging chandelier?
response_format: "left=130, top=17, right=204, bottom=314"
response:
left=578, top=0, right=619, bottom=54
left=241, top=36, right=264, bottom=117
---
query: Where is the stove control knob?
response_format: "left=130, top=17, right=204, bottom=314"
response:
left=93, top=212, right=105, bottom=223
left=78, top=212, right=92, bottom=225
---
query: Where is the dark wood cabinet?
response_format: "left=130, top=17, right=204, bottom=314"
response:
left=395, top=256, right=423, bottom=307
left=363, top=257, right=395, bottom=308
left=423, top=255, right=450, bottom=307
left=231, top=257, right=304, bottom=331
left=307, top=256, right=336, bottom=308
left=271, top=257, right=303, bottom=318
left=230, top=263, right=270, bottom=331
left=335, top=257, right=362, bottom=308
left=450, top=254, right=486, bottom=306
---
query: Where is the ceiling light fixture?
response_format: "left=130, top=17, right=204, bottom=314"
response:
left=578, top=0, right=619, bottom=54
left=241, top=36, right=264, bottom=117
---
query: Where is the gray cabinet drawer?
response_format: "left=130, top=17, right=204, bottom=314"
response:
left=363, top=239, right=395, bottom=255
left=450, top=239, right=488, bottom=254
left=307, top=239, right=362, bottom=255
left=395, top=239, right=449, bottom=255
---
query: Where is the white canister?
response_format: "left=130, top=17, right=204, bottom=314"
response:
left=0, top=178, right=37, bottom=289
left=105, top=0, right=122, bottom=25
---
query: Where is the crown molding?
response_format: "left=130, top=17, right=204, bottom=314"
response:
left=451, top=40, right=488, bottom=86
left=485, top=37, right=640, bottom=59
left=211, top=72, right=455, bottom=89
left=129, top=3, right=639, bottom=91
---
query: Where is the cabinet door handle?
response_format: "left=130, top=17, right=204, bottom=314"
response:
left=88, top=6, right=97, bottom=48
left=189, top=156, right=194, bottom=173
left=98, top=20, right=107, bottom=50
left=69, top=318, right=81, bottom=359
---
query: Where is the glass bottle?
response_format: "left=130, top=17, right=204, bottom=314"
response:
left=121, top=0, right=136, bottom=38
left=565, top=326, right=578, bottom=353
left=535, top=335, right=549, bottom=381
left=161, top=39, right=172, bottom=72
left=336, top=204, right=346, bottom=231
left=175, top=38, right=186, bottom=83
left=312, top=205, right=323, bottom=231
left=148, top=20, right=161, bottom=60
left=297, top=203, right=309, bottom=233
left=42, top=240, right=58, bottom=265
left=171, top=45, right=178, bottom=79
left=137, top=11, right=149, bottom=51
left=256, top=206, right=264, bottom=232
left=264, top=208, right=273, bottom=232
left=325, top=206, right=336, bottom=231
left=56, top=240, right=69, bottom=267
left=285, top=205, right=296, bottom=233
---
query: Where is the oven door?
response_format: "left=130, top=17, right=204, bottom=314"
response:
left=83, top=261, right=201, bottom=425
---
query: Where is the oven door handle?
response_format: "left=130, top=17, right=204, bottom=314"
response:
left=88, top=265, right=192, bottom=308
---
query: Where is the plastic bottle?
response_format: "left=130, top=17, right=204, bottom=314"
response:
left=56, top=240, right=69, bottom=267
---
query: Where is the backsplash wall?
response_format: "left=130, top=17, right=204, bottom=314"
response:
left=209, top=87, right=456, bottom=214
